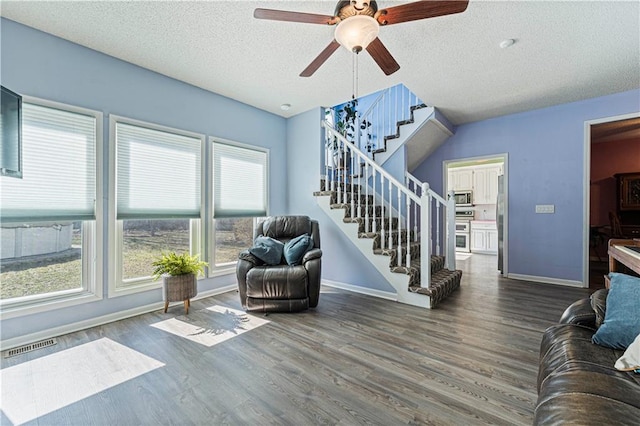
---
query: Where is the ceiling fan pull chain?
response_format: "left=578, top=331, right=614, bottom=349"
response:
left=352, top=52, right=356, bottom=100
left=355, top=51, right=359, bottom=100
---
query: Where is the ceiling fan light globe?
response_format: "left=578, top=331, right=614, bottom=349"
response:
left=334, top=15, right=379, bottom=52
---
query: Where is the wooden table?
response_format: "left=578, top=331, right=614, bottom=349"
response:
left=606, top=238, right=640, bottom=288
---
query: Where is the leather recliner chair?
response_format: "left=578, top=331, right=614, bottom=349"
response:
left=236, top=216, right=322, bottom=312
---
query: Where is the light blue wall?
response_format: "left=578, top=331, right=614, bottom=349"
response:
left=412, top=89, right=640, bottom=283
left=0, top=19, right=287, bottom=341
left=286, top=108, right=395, bottom=292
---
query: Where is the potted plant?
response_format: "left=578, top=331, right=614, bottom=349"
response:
left=152, top=252, right=208, bottom=314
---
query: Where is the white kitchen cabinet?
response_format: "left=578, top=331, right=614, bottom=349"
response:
left=470, top=221, right=498, bottom=254
left=470, top=229, right=487, bottom=252
left=448, top=168, right=473, bottom=191
left=487, top=229, right=499, bottom=252
left=472, top=164, right=502, bottom=204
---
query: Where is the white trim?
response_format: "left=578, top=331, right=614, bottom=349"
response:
left=107, top=114, right=206, bottom=297
left=0, top=292, right=103, bottom=321
left=443, top=153, right=509, bottom=276
left=321, top=279, right=398, bottom=301
left=208, top=265, right=236, bottom=278
left=0, top=285, right=238, bottom=351
left=207, top=136, right=270, bottom=277
left=582, top=111, right=640, bottom=287
left=507, top=273, right=584, bottom=288
left=0, top=96, right=104, bottom=317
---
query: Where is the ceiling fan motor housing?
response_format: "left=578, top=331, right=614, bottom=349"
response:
left=335, top=1, right=379, bottom=21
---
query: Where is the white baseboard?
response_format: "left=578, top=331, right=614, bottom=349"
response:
left=322, top=279, right=398, bottom=301
left=0, top=285, right=238, bottom=351
left=507, top=273, right=586, bottom=288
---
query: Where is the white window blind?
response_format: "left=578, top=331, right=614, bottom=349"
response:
left=116, top=121, right=201, bottom=219
left=213, top=141, right=268, bottom=218
left=0, top=103, right=96, bottom=222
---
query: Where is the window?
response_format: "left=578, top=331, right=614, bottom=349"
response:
left=209, top=139, right=268, bottom=273
left=110, top=117, right=204, bottom=294
left=0, top=99, right=102, bottom=315
left=212, top=139, right=268, bottom=218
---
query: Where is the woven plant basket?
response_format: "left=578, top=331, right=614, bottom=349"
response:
left=162, top=273, right=197, bottom=303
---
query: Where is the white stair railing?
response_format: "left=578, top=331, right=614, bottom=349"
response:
left=406, top=171, right=457, bottom=271
left=324, top=120, right=440, bottom=288
left=357, top=84, right=425, bottom=157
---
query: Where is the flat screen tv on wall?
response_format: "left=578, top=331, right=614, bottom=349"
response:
left=1, top=85, right=23, bottom=179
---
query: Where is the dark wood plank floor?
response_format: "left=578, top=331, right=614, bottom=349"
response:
left=1, top=254, right=589, bottom=425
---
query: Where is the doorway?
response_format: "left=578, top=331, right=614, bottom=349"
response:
left=444, top=154, right=508, bottom=276
left=585, top=114, right=640, bottom=289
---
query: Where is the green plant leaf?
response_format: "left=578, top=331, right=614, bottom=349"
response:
left=151, top=251, right=208, bottom=281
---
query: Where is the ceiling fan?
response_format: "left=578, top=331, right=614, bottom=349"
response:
left=254, top=0, right=469, bottom=77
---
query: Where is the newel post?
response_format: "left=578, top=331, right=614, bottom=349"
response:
left=420, top=182, right=431, bottom=288
left=446, top=190, right=456, bottom=270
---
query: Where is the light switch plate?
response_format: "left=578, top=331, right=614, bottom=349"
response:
left=535, top=204, right=555, bottom=214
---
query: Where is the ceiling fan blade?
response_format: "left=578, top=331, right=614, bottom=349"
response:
left=376, top=0, right=469, bottom=26
left=366, top=38, right=400, bottom=76
left=254, top=8, right=336, bottom=25
left=300, top=40, right=341, bottom=77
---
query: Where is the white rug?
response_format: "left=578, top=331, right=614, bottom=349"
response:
left=150, top=305, right=269, bottom=348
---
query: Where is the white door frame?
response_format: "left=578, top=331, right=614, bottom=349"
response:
left=582, top=111, right=640, bottom=287
left=443, top=153, right=509, bottom=275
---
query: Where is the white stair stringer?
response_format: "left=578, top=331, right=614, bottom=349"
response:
left=374, top=106, right=454, bottom=171
left=316, top=194, right=431, bottom=309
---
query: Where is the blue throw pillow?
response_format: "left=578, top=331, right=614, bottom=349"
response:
left=592, top=273, right=640, bottom=349
left=249, top=235, right=284, bottom=265
left=283, top=234, right=314, bottom=266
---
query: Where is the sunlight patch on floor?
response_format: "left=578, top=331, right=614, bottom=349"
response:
left=0, top=338, right=164, bottom=425
left=150, top=305, right=270, bottom=347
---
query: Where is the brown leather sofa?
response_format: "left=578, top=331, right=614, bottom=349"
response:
left=535, top=289, right=640, bottom=425
left=236, top=216, right=322, bottom=313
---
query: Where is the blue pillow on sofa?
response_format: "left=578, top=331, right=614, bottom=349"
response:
left=249, top=235, right=284, bottom=265
left=592, top=272, right=640, bottom=349
left=283, top=234, right=314, bottom=266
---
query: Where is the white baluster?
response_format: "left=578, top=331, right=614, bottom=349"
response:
left=421, top=182, right=431, bottom=288
left=413, top=182, right=418, bottom=242
left=372, top=169, right=377, bottom=233
left=350, top=147, right=354, bottom=217
left=331, top=130, right=336, bottom=193
left=379, top=175, right=384, bottom=243
left=428, top=193, right=434, bottom=253
left=436, top=201, right=441, bottom=256
left=406, top=192, right=411, bottom=267
left=397, top=188, right=402, bottom=267
left=365, top=162, right=369, bottom=232
left=388, top=181, right=393, bottom=252
left=356, top=153, right=361, bottom=220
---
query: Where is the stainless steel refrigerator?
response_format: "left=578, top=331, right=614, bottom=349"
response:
left=497, top=175, right=505, bottom=274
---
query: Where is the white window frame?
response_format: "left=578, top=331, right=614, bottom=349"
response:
left=0, top=97, right=103, bottom=319
left=108, top=115, right=205, bottom=297
left=208, top=137, right=269, bottom=277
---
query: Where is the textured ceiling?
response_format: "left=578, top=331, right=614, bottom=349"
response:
left=1, top=0, right=639, bottom=124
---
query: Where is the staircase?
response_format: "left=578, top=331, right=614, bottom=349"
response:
left=355, top=85, right=454, bottom=170
left=314, top=94, right=462, bottom=308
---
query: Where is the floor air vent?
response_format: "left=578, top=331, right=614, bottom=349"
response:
left=4, top=338, right=57, bottom=358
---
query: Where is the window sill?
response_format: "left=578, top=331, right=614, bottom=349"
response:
left=208, top=265, right=236, bottom=278
left=0, top=291, right=103, bottom=320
